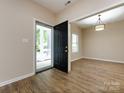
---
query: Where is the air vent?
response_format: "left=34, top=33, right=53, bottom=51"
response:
left=65, top=1, right=71, bottom=6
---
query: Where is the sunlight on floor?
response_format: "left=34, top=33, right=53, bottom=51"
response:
left=36, top=60, right=51, bottom=70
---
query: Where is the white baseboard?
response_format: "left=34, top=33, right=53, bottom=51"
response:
left=0, top=72, right=35, bottom=87
left=71, top=57, right=83, bottom=62
left=83, top=56, right=124, bottom=63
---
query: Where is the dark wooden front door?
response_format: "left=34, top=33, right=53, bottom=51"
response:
left=53, top=21, right=68, bottom=73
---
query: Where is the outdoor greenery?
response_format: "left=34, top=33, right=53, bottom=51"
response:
left=43, top=30, right=48, bottom=49
left=36, top=28, right=49, bottom=52
left=36, top=29, right=40, bottom=52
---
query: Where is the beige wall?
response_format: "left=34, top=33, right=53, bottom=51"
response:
left=82, top=21, right=124, bottom=62
left=71, top=24, right=83, bottom=61
left=0, top=0, right=55, bottom=84
left=1, top=0, right=124, bottom=86
left=56, top=0, right=124, bottom=23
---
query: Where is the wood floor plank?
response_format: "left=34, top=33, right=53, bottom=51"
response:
left=0, top=59, right=124, bottom=93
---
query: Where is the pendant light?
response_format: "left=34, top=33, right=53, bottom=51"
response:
left=95, top=15, right=105, bottom=31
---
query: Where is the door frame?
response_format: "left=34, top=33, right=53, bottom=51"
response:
left=68, top=22, right=71, bottom=72
left=33, top=18, right=54, bottom=73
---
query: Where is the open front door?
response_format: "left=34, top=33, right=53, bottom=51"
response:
left=53, top=21, right=68, bottom=73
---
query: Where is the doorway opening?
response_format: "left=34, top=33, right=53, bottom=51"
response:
left=35, top=21, right=53, bottom=72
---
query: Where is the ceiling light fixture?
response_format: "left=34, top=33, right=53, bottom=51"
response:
left=95, top=15, right=105, bottom=31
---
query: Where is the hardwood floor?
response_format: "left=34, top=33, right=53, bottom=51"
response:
left=1, top=59, right=124, bottom=93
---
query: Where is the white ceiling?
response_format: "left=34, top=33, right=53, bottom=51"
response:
left=32, top=0, right=80, bottom=13
left=74, top=5, right=124, bottom=29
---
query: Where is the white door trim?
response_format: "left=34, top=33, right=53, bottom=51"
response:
left=33, top=18, right=54, bottom=73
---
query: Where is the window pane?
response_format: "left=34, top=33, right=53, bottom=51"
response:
left=72, top=34, right=78, bottom=53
